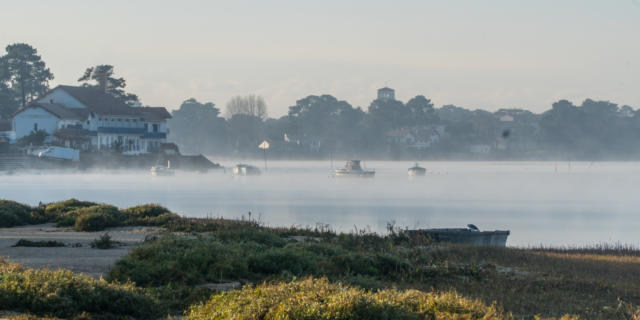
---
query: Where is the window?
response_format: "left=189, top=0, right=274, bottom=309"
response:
left=153, top=124, right=159, bottom=133
left=33, top=123, right=38, bottom=132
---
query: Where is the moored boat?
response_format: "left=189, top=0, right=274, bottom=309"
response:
left=233, top=164, right=261, bottom=176
left=408, top=163, right=426, bottom=176
left=150, top=165, right=174, bottom=176
left=150, top=160, right=174, bottom=176
left=333, top=160, right=375, bottom=178
left=407, top=224, right=510, bottom=247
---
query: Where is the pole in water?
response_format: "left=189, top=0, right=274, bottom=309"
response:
left=263, top=148, right=267, bottom=171
left=258, top=140, right=270, bottom=171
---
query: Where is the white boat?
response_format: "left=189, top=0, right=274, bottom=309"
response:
left=333, top=160, right=375, bottom=178
left=150, top=161, right=174, bottom=176
left=150, top=165, right=174, bottom=176
left=408, top=163, right=426, bottom=176
left=233, top=164, right=261, bottom=176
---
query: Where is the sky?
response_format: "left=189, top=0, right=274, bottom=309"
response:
left=1, top=0, right=639, bottom=117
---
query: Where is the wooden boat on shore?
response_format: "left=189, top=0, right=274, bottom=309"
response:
left=332, top=160, right=375, bottom=178
left=407, top=224, right=510, bottom=247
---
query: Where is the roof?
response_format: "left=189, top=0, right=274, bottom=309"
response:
left=55, top=85, right=138, bottom=116
left=0, top=120, right=11, bottom=132
left=14, top=103, right=89, bottom=120
left=136, top=107, right=172, bottom=121
left=378, top=87, right=394, bottom=92
left=38, top=103, right=88, bottom=120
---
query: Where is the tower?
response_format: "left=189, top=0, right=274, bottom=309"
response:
left=377, top=87, right=395, bottom=101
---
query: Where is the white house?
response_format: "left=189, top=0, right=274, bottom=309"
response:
left=12, top=85, right=171, bottom=154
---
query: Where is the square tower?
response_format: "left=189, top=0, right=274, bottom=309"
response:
left=377, top=87, right=395, bottom=101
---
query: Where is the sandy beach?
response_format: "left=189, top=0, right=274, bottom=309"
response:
left=0, top=223, right=161, bottom=278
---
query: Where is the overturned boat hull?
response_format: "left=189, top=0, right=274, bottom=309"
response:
left=408, top=228, right=510, bottom=247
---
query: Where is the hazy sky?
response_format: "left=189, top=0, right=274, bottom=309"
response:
left=2, top=0, right=639, bottom=116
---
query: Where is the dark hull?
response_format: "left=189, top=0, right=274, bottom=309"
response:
left=408, top=229, right=510, bottom=247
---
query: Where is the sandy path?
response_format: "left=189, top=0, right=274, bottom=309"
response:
left=0, top=223, right=161, bottom=278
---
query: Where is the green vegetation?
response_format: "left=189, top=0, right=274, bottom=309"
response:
left=0, top=200, right=44, bottom=227
left=0, top=259, right=157, bottom=319
left=121, top=204, right=179, bottom=226
left=43, top=199, right=98, bottom=222
left=0, top=198, right=180, bottom=231
left=2, top=199, right=640, bottom=318
left=187, top=277, right=505, bottom=320
left=90, top=233, right=118, bottom=249
left=12, top=239, right=66, bottom=247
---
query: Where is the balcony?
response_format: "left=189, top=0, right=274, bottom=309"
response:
left=97, top=127, right=146, bottom=134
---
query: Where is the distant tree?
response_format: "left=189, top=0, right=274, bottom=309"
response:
left=0, top=43, right=54, bottom=107
left=367, top=98, right=409, bottom=130
left=78, top=65, right=139, bottom=104
left=436, top=105, right=473, bottom=123
left=0, top=83, right=18, bottom=119
left=0, top=62, right=19, bottom=118
left=225, top=95, right=268, bottom=120
left=620, top=105, right=635, bottom=117
left=287, top=95, right=365, bottom=155
left=168, top=98, right=228, bottom=154
left=406, top=95, right=438, bottom=125
left=227, top=113, right=264, bottom=152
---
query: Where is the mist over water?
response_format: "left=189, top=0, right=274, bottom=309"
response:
left=2, top=161, right=639, bottom=247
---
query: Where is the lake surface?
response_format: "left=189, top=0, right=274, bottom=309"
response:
left=2, top=161, right=640, bottom=247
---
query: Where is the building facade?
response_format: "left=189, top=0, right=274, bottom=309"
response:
left=12, top=85, right=171, bottom=154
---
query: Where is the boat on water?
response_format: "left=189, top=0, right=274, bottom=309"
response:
left=150, top=163, right=174, bottom=176
left=151, top=166, right=174, bottom=176
left=333, top=160, right=375, bottom=178
left=233, top=164, right=261, bottom=176
left=408, top=163, right=426, bottom=176
left=407, top=224, right=510, bottom=247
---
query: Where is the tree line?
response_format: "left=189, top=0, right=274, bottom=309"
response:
left=2, top=43, right=639, bottom=160
left=169, top=94, right=640, bottom=160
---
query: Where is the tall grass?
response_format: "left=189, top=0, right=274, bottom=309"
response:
left=187, top=277, right=507, bottom=320
left=0, top=259, right=158, bottom=319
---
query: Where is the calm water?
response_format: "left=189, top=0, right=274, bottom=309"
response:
left=2, top=161, right=640, bottom=247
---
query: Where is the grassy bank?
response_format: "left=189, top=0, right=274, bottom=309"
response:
left=0, top=199, right=179, bottom=231
left=0, top=259, right=158, bottom=319
left=2, top=198, right=640, bottom=319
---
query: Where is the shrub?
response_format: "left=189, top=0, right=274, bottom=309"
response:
left=122, top=204, right=180, bottom=226
left=71, top=205, right=122, bottom=231
left=90, top=233, right=118, bottom=249
left=0, top=259, right=158, bottom=318
left=186, top=277, right=505, bottom=320
left=12, top=239, right=66, bottom=247
left=44, top=199, right=97, bottom=222
left=0, top=200, right=37, bottom=227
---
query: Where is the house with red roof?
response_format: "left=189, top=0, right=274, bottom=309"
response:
left=12, top=85, right=171, bottom=154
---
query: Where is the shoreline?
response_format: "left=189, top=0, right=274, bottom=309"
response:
left=0, top=223, right=161, bottom=278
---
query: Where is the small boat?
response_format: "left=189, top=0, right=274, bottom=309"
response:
left=407, top=224, right=510, bottom=247
left=233, top=164, right=261, bottom=176
left=150, top=160, right=174, bottom=176
left=150, top=165, right=174, bottom=176
left=333, top=160, right=375, bottom=178
left=408, top=163, right=426, bottom=176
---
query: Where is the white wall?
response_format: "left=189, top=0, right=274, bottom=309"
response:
left=13, top=107, right=60, bottom=139
left=38, top=89, right=86, bottom=109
